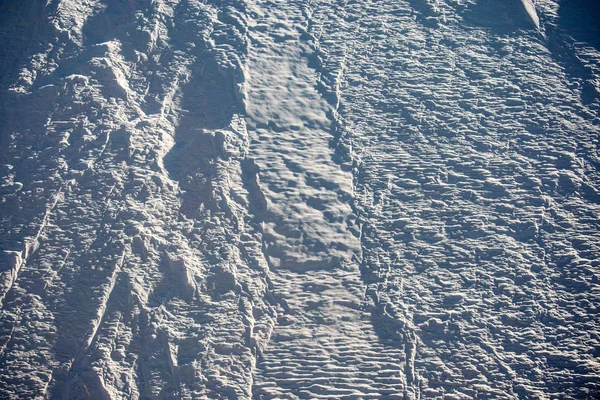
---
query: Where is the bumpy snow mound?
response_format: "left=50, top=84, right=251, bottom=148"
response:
left=1, top=0, right=599, bottom=399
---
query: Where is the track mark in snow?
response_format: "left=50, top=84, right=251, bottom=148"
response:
left=245, top=1, right=406, bottom=398
left=0, top=180, right=70, bottom=307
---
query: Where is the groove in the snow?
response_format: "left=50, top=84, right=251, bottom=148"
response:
left=244, top=1, right=407, bottom=398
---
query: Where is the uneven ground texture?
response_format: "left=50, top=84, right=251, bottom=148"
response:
left=1, top=0, right=599, bottom=399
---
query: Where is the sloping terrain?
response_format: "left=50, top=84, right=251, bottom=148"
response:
left=0, top=0, right=599, bottom=399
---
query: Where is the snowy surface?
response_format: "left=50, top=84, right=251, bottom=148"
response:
left=1, top=0, right=599, bottom=398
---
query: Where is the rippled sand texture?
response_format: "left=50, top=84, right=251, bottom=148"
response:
left=1, top=0, right=599, bottom=399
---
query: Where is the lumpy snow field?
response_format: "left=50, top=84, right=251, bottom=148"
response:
left=1, top=0, right=599, bottom=398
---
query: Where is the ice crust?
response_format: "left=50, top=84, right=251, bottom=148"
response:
left=0, top=0, right=599, bottom=399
